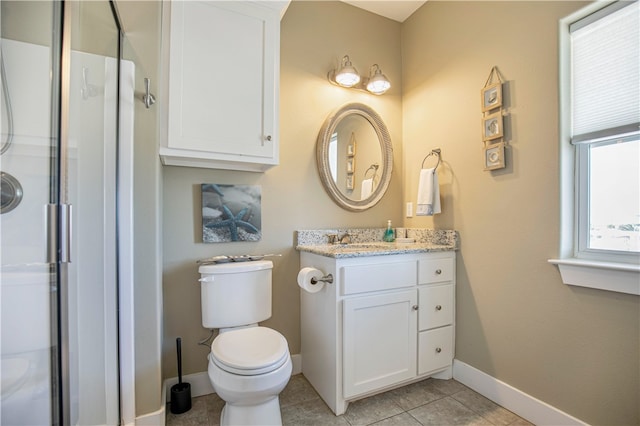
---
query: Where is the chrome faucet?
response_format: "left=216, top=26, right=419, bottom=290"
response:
left=326, top=234, right=338, bottom=244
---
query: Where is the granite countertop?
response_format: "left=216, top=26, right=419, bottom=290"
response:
left=296, top=228, right=459, bottom=259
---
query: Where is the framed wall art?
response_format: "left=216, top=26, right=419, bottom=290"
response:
left=484, top=142, right=506, bottom=171
left=480, top=66, right=509, bottom=171
left=481, top=82, right=502, bottom=112
left=346, top=174, right=354, bottom=190
left=347, top=131, right=357, bottom=157
left=346, top=157, right=355, bottom=174
left=482, top=111, right=503, bottom=141
left=201, top=184, right=262, bottom=243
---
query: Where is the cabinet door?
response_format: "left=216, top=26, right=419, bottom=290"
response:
left=167, top=1, right=278, bottom=165
left=343, top=290, right=417, bottom=398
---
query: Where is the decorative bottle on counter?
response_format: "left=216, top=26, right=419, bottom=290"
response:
left=383, top=220, right=395, bottom=242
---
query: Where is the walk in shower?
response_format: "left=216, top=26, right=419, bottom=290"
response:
left=1, top=2, right=133, bottom=424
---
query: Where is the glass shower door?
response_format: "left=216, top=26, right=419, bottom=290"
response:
left=63, top=1, right=120, bottom=424
left=0, top=1, right=121, bottom=424
left=1, top=2, right=58, bottom=424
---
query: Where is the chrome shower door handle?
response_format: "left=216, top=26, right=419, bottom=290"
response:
left=47, top=204, right=57, bottom=263
left=60, top=204, right=72, bottom=263
left=47, top=203, right=72, bottom=263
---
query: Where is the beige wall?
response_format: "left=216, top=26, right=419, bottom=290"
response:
left=402, top=2, right=639, bottom=425
left=162, top=0, right=403, bottom=379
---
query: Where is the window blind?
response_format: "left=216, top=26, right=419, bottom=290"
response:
left=570, top=1, right=639, bottom=144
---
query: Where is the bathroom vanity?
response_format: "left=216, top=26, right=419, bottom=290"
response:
left=297, top=229, right=458, bottom=415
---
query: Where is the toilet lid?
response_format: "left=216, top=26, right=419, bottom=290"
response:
left=211, top=327, right=289, bottom=376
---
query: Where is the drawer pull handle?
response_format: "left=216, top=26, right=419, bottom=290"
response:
left=435, top=347, right=442, bottom=353
left=435, top=305, right=442, bottom=311
left=435, top=269, right=442, bottom=275
left=412, top=305, right=419, bottom=311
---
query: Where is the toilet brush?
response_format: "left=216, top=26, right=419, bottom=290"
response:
left=170, top=337, right=192, bottom=414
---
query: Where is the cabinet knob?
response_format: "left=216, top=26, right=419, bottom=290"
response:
left=435, top=269, right=442, bottom=275
left=435, top=347, right=442, bottom=353
left=265, top=135, right=272, bottom=141
left=412, top=305, right=419, bottom=311
left=435, top=305, right=442, bottom=311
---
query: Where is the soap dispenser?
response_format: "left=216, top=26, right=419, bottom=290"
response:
left=383, top=220, right=395, bottom=242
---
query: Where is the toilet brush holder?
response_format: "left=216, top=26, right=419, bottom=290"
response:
left=170, top=337, right=192, bottom=414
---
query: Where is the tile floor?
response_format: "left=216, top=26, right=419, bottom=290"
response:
left=166, top=374, right=534, bottom=426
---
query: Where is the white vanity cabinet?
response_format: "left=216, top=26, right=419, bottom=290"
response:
left=300, top=250, right=456, bottom=416
left=160, top=1, right=282, bottom=171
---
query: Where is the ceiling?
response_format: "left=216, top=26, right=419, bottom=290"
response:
left=340, top=0, right=427, bottom=22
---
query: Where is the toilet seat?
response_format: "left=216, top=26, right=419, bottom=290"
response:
left=211, top=327, right=289, bottom=376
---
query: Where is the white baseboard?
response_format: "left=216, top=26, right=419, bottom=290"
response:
left=165, top=370, right=215, bottom=401
left=453, top=360, right=587, bottom=426
left=135, top=404, right=165, bottom=426
left=164, top=354, right=302, bottom=401
left=134, top=368, right=167, bottom=425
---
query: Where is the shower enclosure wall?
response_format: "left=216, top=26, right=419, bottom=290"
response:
left=0, top=2, right=134, bottom=424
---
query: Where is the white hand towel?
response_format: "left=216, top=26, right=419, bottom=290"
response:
left=416, top=168, right=441, bottom=216
left=361, top=178, right=374, bottom=200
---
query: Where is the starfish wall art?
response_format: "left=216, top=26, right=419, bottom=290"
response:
left=202, top=184, right=262, bottom=243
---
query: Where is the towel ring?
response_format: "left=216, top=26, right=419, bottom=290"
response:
left=364, top=164, right=379, bottom=180
left=421, top=148, right=441, bottom=170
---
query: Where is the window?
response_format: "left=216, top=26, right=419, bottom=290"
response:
left=552, top=1, right=640, bottom=295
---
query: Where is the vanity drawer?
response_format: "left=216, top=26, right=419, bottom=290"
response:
left=418, top=257, right=454, bottom=284
left=418, top=326, right=453, bottom=375
left=418, top=284, right=453, bottom=331
left=341, top=260, right=417, bottom=295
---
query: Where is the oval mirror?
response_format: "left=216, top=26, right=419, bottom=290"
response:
left=316, top=103, right=393, bottom=211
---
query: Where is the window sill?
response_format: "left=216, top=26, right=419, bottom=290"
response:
left=548, top=258, right=640, bottom=296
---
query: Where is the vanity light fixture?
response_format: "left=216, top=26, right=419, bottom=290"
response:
left=328, top=55, right=391, bottom=95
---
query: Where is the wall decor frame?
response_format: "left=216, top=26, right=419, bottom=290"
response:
left=346, top=157, right=355, bottom=174
left=482, top=111, right=503, bottom=141
left=347, top=142, right=356, bottom=157
left=201, top=184, right=262, bottom=243
left=481, top=82, right=502, bottom=112
left=346, top=174, right=354, bottom=190
left=484, top=142, right=506, bottom=171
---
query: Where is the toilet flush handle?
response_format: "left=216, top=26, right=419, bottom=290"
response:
left=198, top=276, right=215, bottom=283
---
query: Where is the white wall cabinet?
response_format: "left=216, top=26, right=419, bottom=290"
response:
left=300, top=251, right=456, bottom=415
left=160, top=1, right=281, bottom=171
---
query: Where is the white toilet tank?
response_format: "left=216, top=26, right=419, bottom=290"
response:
left=199, top=260, right=273, bottom=329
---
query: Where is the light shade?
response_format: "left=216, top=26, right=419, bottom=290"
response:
left=335, top=55, right=360, bottom=87
left=366, top=65, right=391, bottom=95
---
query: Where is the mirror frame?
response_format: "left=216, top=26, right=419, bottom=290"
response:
left=316, top=103, right=393, bottom=211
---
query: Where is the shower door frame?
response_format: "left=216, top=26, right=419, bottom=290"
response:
left=52, top=1, right=133, bottom=424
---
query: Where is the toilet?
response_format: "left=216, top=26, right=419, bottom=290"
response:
left=199, top=260, right=292, bottom=426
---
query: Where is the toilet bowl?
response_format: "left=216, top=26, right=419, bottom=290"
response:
left=207, top=327, right=292, bottom=426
